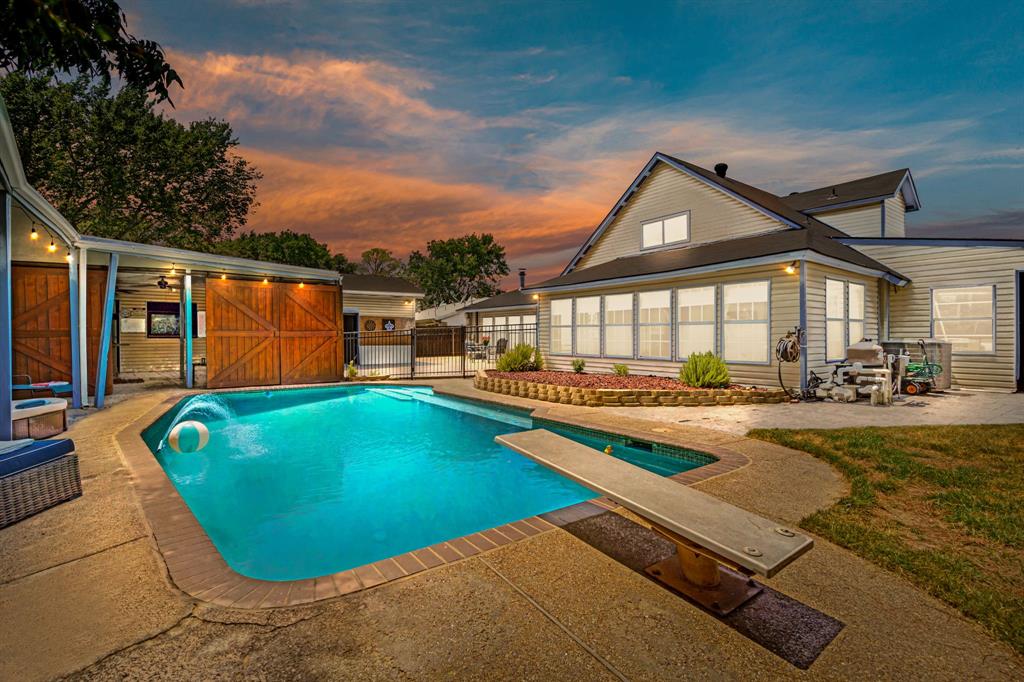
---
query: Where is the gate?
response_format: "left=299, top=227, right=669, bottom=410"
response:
left=11, top=264, right=113, bottom=395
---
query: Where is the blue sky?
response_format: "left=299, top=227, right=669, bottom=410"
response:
left=129, top=0, right=1024, bottom=280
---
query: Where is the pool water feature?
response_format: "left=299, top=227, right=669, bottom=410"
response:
left=143, top=385, right=708, bottom=581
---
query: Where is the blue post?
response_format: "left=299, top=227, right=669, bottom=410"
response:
left=183, top=271, right=193, bottom=388
left=0, top=192, right=13, bottom=440
left=93, top=254, right=118, bottom=408
left=68, top=248, right=82, bottom=409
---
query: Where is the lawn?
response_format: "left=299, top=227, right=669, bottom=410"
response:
left=748, top=424, right=1024, bottom=655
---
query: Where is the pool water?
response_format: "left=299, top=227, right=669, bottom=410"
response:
left=143, top=386, right=706, bottom=581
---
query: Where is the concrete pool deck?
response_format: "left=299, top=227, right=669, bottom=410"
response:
left=1, top=379, right=1022, bottom=679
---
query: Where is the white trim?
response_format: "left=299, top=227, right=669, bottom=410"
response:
left=342, top=289, right=424, bottom=298
left=930, top=283, right=997, bottom=356
left=721, top=279, right=772, bottom=365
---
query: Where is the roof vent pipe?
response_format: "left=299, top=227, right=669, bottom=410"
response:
left=714, top=163, right=728, bottom=178
left=518, top=268, right=526, bottom=290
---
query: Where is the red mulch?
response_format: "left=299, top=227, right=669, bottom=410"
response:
left=488, top=370, right=750, bottom=390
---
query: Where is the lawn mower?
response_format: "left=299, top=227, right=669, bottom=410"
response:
left=902, top=339, right=943, bottom=395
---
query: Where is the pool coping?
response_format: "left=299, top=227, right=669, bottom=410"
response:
left=115, top=383, right=750, bottom=609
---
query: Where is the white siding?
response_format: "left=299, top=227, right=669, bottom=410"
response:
left=883, top=194, right=906, bottom=238
left=537, top=263, right=801, bottom=388
left=343, top=292, right=416, bottom=319
left=815, top=203, right=883, bottom=238
left=858, top=244, right=1024, bottom=391
left=575, top=163, right=787, bottom=270
left=803, top=263, right=881, bottom=381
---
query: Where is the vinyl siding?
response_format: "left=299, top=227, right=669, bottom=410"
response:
left=575, top=163, right=786, bottom=270
left=467, top=308, right=539, bottom=326
left=117, top=280, right=207, bottom=373
left=537, top=263, right=801, bottom=387
left=343, top=292, right=416, bottom=319
left=815, top=203, right=883, bottom=238
left=883, top=194, right=906, bottom=238
left=857, top=244, right=1024, bottom=391
left=803, top=263, right=881, bottom=381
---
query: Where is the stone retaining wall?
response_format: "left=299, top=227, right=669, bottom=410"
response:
left=474, top=373, right=787, bottom=407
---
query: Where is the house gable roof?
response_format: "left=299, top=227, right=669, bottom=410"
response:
left=781, top=169, right=921, bottom=213
left=462, top=289, right=537, bottom=312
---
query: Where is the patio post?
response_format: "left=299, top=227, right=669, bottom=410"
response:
left=93, top=253, right=118, bottom=408
left=183, top=269, right=193, bottom=388
left=799, top=258, right=808, bottom=392
left=0, top=191, right=13, bottom=440
left=77, top=247, right=89, bottom=406
left=68, top=247, right=82, bottom=408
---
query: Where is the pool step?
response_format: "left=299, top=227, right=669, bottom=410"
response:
left=371, top=387, right=532, bottom=429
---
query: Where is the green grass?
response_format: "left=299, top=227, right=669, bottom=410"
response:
left=748, top=424, right=1024, bottom=654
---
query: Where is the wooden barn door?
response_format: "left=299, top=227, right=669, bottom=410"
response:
left=279, top=284, right=343, bottom=384
left=206, top=279, right=280, bottom=388
left=206, top=280, right=342, bottom=388
left=11, top=264, right=113, bottom=395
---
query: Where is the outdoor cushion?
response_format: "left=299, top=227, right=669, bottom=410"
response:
left=0, top=439, right=76, bottom=477
left=12, top=397, right=68, bottom=420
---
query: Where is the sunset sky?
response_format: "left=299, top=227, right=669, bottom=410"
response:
left=128, top=0, right=1023, bottom=284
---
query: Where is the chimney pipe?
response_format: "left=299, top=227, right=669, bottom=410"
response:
left=518, top=268, right=526, bottom=290
left=714, top=163, right=728, bottom=178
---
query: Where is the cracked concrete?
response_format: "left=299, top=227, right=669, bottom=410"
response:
left=1, top=379, right=1022, bottom=680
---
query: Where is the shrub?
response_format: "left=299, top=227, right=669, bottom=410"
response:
left=679, top=352, right=730, bottom=388
left=347, top=360, right=358, bottom=380
left=496, top=344, right=541, bottom=372
left=572, top=359, right=586, bottom=373
left=533, top=346, right=545, bottom=371
left=612, top=363, right=629, bottom=376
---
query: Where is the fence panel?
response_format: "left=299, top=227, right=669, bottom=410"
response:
left=342, top=324, right=537, bottom=379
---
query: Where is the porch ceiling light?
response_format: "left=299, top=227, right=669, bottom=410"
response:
left=784, top=261, right=798, bottom=275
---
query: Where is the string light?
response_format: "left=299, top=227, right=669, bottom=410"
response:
left=30, top=227, right=38, bottom=240
left=65, top=251, right=73, bottom=263
left=47, top=239, right=57, bottom=253
left=262, top=277, right=269, bottom=284
left=220, top=273, right=227, bottom=280
left=298, top=282, right=305, bottom=289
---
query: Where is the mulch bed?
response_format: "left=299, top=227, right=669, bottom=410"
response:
left=488, top=370, right=753, bottom=391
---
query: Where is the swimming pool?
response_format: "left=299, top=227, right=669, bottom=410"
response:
left=143, top=385, right=710, bottom=581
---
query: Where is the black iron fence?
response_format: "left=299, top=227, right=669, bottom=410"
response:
left=343, top=323, right=538, bottom=379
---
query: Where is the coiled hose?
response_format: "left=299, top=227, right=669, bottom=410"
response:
left=775, top=327, right=804, bottom=399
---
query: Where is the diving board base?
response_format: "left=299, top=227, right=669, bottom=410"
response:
left=645, top=556, right=762, bottom=616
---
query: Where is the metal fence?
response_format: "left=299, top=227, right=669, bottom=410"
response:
left=344, top=323, right=538, bottom=379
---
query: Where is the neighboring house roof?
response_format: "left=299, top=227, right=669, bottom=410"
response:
left=462, top=289, right=537, bottom=312
left=560, top=151, right=908, bottom=283
left=342, top=273, right=423, bottom=296
left=529, top=226, right=909, bottom=291
left=781, top=169, right=921, bottom=213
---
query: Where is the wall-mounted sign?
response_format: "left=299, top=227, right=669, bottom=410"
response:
left=364, top=319, right=377, bottom=331
left=383, top=318, right=396, bottom=332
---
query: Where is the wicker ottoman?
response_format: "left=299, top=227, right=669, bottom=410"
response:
left=12, top=398, right=68, bottom=439
left=0, top=439, right=81, bottom=528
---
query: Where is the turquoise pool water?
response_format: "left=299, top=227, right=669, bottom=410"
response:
left=143, top=386, right=707, bottom=581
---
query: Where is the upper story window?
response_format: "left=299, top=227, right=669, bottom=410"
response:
left=932, top=285, right=995, bottom=353
left=641, top=211, right=690, bottom=250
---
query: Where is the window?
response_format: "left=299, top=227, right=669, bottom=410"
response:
left=848, top=283, right=865, bottom=345
left=574, top=297, right=601, bottom=355
left=722, top=281, right=769, bottom=363
left=641, top=212, right=690, bottom=249
left=603, top=294, right=634, bottom=358
left=549, top=299, right=573, bottom=354
left=932, top=285, right=995, bottom=353
left=146, top=302, right=198, bottom=338
left=826, top=279, right=846, bottom=361
left=638, top=290, right=671, bottom=358
left=677, top=286, right=715, bottom=359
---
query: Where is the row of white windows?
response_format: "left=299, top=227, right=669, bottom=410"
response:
left=548, top=281, right=772, bottom=364
left=479, top=314, right=537, bottom=327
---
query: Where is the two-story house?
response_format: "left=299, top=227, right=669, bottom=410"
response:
left=495, top=153, right=1023, bottom=392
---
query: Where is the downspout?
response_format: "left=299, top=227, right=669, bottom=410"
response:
left=799, top=259, right=808, bottom=392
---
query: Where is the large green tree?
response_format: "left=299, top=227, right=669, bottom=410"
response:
left=0, top=73, right=261, bottom=250
left=0, top=0, right=181, bottom=102
left=218, top=230, right=344, bottom=270
left=357, top=247, right=405, bottom=276
left=406, top=234, right=508, bottom=306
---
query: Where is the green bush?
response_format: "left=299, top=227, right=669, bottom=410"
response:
left=496, top=344, right=541, bottom=372
left=612, top=363, right=629, bottom=376
left=347, top=360, right=358, bottom=380
left=679, top=352, right=730, bottom=388
left=572, top=359, right=586, bottom=373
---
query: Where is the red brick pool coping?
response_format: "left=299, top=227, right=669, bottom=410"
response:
left=117, top=386, right=749, bottom=609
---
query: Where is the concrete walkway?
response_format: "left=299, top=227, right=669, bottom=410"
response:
left=1, top=380, right=1021, bottom=680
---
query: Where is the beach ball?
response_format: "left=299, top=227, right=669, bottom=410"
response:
left=168, top=420, right=210, bottom=454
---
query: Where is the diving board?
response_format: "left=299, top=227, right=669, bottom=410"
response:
left=496, top=429, right=813, bottom=614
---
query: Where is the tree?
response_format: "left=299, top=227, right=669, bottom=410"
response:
left=332, top=253, right=358, bottom=274
left=358, top=247, right=405, bottom=276
left=406, top=233, right=509, bottom=307
left=0, top=73, right=261, bottom=250
left=0, top=0, right=181, bottom=102
left=218, top=230, right=337, bottom=269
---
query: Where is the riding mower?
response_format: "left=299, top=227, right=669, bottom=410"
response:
left=902, top=339, right=943, bottom=395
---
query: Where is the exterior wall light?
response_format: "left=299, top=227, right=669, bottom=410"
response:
left=299, top=282, right=305, bottom=289
left=263, top=277, right=269, bottom=284
left=784, top=261, right=798, bottom=275
left=170, top=263, right=177, bottom=275
left=221, top=273, right=227, bottom=280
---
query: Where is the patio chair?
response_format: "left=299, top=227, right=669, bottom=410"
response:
left=0, top=438, right=81, bottom=528
left=491, top=338, right=509, bottom=358
left=12, top=374, right=73, bottom=399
